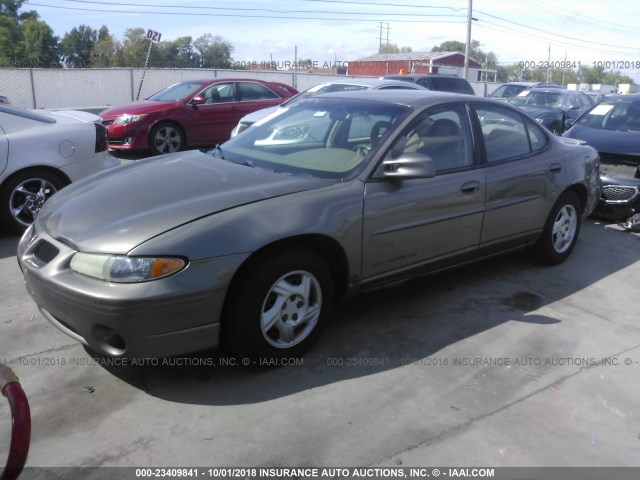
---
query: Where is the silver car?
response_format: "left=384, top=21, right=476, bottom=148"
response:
left=17, top=91, right=600, bottom=361
left=1, top=105, right=118, bottom=233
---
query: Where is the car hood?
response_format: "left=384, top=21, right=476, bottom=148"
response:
left=516, top=105, right=556, bottom=117
left=99, top=100, right=176, bottom=120
left=239, top=105, right=280, bottom=125
left=37, top=150, right=330, bottom=254
left=564, top=124, right=640, bottom=156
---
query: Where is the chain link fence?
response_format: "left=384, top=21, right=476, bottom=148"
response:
left=1, top=67, right=496, bottom=110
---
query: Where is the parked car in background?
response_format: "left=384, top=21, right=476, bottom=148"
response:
left=18, top=90, right=599, bottom=361
left=382, top=73, right=475, bottom=95
left=510, top=86, right=594, bottom=134
left=563, top=94, right=640, bottom=219
left=488, top=82, right=540, bottom=101
left=230, top=78, right=427, bottom=137
left=99, top=79, right=297, bottom=155
left=0, top=104, right=117, bottom=234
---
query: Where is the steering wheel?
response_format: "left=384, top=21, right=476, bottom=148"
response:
left=352, top=144, right=371, bottom=156
left=1, top=365, right=30, bottom=480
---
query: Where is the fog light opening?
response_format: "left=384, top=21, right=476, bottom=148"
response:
left=124, top=137, right=132, bottom=145
left=92, top=325, right=126, bottom=356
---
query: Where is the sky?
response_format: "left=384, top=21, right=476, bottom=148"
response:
left=22, top=0, right=640, bottom=81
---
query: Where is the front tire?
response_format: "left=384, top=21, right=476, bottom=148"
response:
left=222, top=247, right=333, bottom=360
left=0, top=170, right=65, bottom=234
left=149, top=122, right=184, bottom=155
left=531, top=191, right=581, bottom=265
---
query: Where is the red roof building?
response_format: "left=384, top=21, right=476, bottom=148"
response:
left=347, top=51, right=484, bottom=80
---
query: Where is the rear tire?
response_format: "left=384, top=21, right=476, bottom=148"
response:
left=222, top=247, right=333, bottom=360
left=0, top=169, right=65, bottom=235
left=531, top=191, right=581, bottom=265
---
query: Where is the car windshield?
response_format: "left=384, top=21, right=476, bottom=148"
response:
left=578, top=100, right=640, bottom=131
left=219, top=97, right=410, bottom=180
left=147, top=81, right=207, bottom=102
left=511, top=91, right=563, bottom=108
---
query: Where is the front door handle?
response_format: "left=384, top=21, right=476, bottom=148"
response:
left=460, top=181, right=481, bottom=194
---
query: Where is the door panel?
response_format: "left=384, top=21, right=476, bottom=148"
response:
left=362, top=103, right=484, bottom=280
left=472, top=104, right=559, bottom=246
left=362, top=171, right=485, bottom=280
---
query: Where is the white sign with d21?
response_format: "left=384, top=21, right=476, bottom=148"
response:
left=146, top=29, right=162, bottom=43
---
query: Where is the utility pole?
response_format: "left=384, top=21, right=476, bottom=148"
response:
left=378, top=22, right=390, bottom=53
left=464, top=0, right=472, bottom=80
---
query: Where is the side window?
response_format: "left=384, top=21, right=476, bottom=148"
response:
left=387, top=104, right=473, bottom=172
left=236, top=82, right=278, bottom=101
left=201, top=83, right=235, bottom=103
left=475, top=105, right=547, bottom=162
left=580, top=94, right=593, bottom=109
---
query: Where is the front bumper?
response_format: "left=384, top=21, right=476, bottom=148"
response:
left=104, top=122, right=149, bottom=151
left=593, top=175, right=640, bottom=220
left=17, top=228, right=247, bottom=358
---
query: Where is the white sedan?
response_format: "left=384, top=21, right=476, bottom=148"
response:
left=230, top=78, right=428, bottom=137
left=0, top=105, right=119, bottom=233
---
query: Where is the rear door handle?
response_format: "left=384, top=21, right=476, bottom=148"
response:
left=549, top=163, right=562, bottom=174
left=460, top=181, right=481, bottom=194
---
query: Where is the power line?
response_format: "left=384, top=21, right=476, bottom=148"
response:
left=27, top=1, right=466, bottom=23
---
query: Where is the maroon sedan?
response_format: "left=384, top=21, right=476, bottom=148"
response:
left=99, top=79, right=297, bottom=155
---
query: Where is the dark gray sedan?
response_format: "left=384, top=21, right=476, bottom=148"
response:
left=17, top=91, right=601, bottom=361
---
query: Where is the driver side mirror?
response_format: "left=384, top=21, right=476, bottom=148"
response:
left=376, top=153, right=437, bottom=179
left=191, top=96, right=206, bottom=106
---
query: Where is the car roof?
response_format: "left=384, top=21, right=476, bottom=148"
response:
left=384, top=73, right=462, bottom=79
left=499, top=81, right=541, bottom=87
left=599, top=93, right=640, bottom=102
left=303, top=88, right=495, bottom=108
left=308, top=78, right=427, bottom=90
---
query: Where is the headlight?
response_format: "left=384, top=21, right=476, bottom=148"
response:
left=113, top=114, right=147, bottom=125
left=70, top=253, right=185, bottom=283
left=273, top=125, right=310, bottom=141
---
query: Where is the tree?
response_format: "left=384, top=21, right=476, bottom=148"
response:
left=90, top=26, right=122, bottom=67
left=0, top=0, right=48, bottom=66
left=121, top=27, right=150, bottom=67
left=379, top=43, right=412, bottom=54
left=602, top=71, right=634, bottom=85
left=432, top=39, right=498, bottom=71
left=22, top=19, right=60, bottom=67
left=61, top=25, right=97, bottom=67
left=194, top=34, right=233, bottom=68
left=155, top=36, right=198, bottom=68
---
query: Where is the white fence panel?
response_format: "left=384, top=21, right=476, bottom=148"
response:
left=0, top=67, right=500, bottom=110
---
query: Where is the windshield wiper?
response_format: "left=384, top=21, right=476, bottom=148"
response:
left=231, top=159, right=255, bottom=168
left=211, top=144, right=225, bottom=159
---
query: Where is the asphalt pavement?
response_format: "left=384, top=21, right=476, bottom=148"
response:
left=1, top=218, right=639, bottom=471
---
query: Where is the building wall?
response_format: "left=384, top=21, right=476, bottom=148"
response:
left=347, top=53, right=482, bottom=77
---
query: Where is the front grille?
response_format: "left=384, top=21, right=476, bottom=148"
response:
left=34, top=240, right=60, bottom=264
left=602, top=185, right=637, bottom=202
